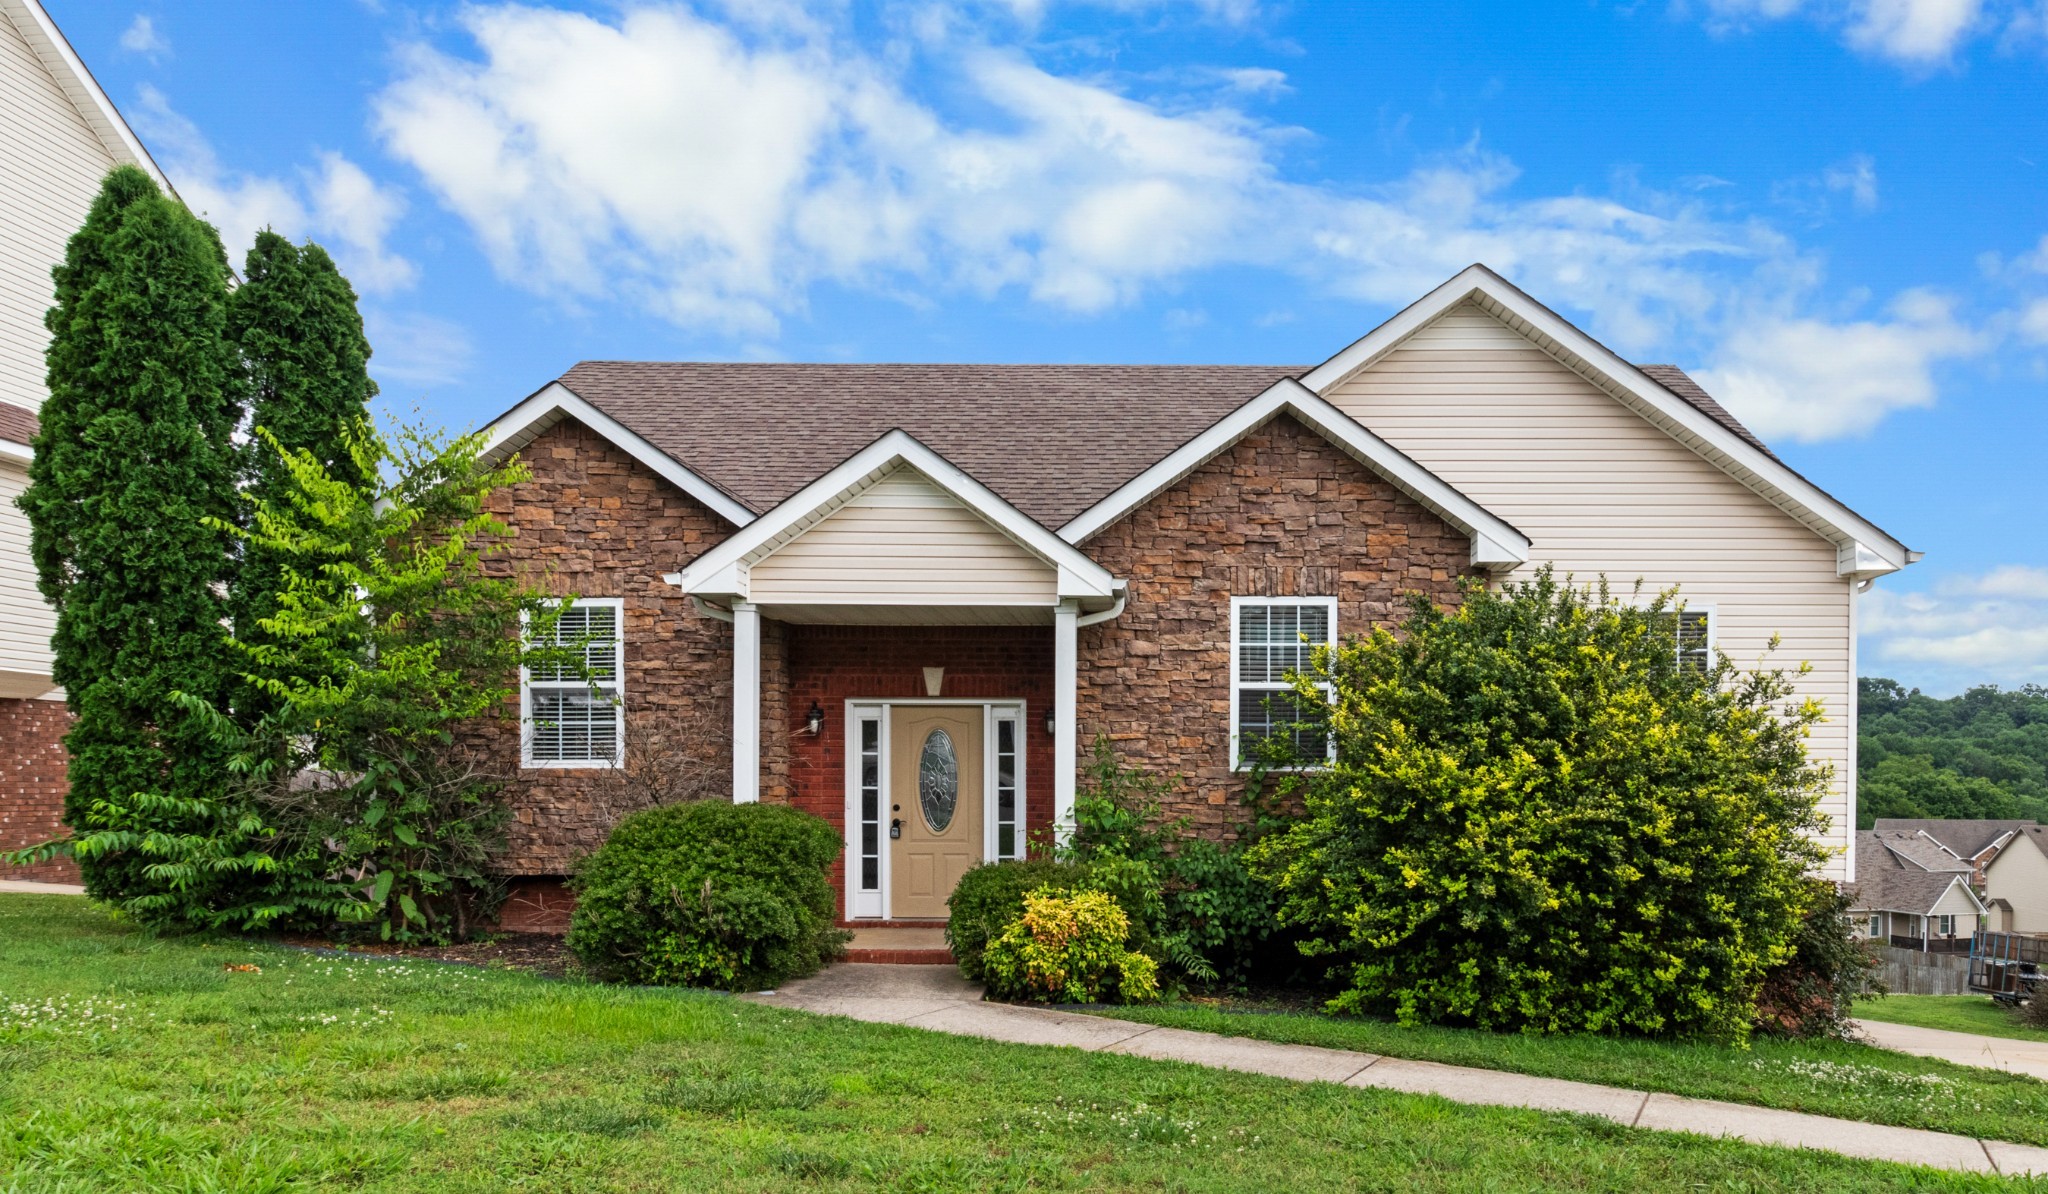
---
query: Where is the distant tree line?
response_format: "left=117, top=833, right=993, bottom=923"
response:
left=1858, top=678, right=2048, bottom=828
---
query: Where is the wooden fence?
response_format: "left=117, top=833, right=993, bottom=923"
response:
left=1873, top=945, right=1974, bottom=996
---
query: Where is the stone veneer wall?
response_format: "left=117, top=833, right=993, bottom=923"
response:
left=777, top=624, right=1057, bottom=906
left=0, top=696, right=76, bottom=882
left=478, top=417, right=742, bottom=875
left=1075, top=414, right=1474, bottom=840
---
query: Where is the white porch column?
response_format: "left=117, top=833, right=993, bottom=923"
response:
left=732, top=600, right=761, bottom=803
left=1053, top=599, right=1079, bottom=838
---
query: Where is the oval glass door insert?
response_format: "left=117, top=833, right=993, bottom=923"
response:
left=918, top=728, right=959, bottom=832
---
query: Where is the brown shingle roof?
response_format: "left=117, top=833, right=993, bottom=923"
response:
left=1635, top=365, right=1778, bottom=461
left=555, top=360, right=1786, bottom=529
left=560, top=363, right=1306, bottom=529
left=0, top=402, right=39, bottom=446
left=1844, top=867, right=1974, bottom=917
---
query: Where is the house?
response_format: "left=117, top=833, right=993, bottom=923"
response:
left=1846, top=831, right=1988, bottom=952
left=0, top=0, right=176, bottom=881
left=1981, top=825, right=2048, bottom=935
left=474, top=265, right=1916, bottom=931
left=1870, top=817, right=2036, bottom=886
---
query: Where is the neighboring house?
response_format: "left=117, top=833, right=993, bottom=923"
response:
left=0, top=0, right=174, bottom=879
left=1982, top=825, right=2048, bottom=934
left=475, top=265, right=1916, bottom=930
left=1846, top=831, right=1987, bottom=952
left=1870, top=817, right=2035, bottom=886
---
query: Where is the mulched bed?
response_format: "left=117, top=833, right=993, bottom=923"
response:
left=271, top=931, right=578, bottom=979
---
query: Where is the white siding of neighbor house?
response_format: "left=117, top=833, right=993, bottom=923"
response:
left=0, top=459, right=54, bottom=690
left=0, top=7, right=123, bottom=415
left=746, top=465, right=1058, bottom=609
left=1985, top=836, right=2048, bottom=934
left=1329, top=301, right=1857, bottom=877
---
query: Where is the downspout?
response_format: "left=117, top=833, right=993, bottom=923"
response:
left=1075, top=586, right=1128, bottom=628
left=691, top=595, right=735, bottom=623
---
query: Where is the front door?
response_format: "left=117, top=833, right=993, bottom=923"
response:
left=888, top=705, right=984, bottom=918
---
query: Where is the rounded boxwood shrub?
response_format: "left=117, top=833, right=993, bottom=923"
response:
left=567, top=801, right=846, bottom=990
left=945, top=858, right=1084, bottom=982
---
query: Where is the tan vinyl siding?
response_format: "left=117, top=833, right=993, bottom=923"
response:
left=0, top=460, right=53, bottom=684
left=1329, top=302, right=1856, bottom=877
left=747, top=466, right=1057, bottom=608
left=0, top=8, right=123, bottom=414
left=1985, top=836, right=2048, bottom=934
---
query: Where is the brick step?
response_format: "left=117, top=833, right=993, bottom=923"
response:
left=844, top=947, right=956, bottom=965
left=842, top=923, right=953, bottom=965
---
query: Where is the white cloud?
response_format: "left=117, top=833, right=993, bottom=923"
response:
left=1863, top=569, right=2048, bottom=693
left=362, top=310, right=474, bottom=388
left=2019, top=296, right=2048, bottom=342
left=371, top=3, right=1993, bottom=439
left=1689, top=0, right=2013, bottom=65
left=133, top=86, right=415, bottom=294
left=1694, top=289, right=1986, bottom=441
left=119, top=14, right=168, bottom=61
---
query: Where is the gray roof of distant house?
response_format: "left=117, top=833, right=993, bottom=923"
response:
left=1872, top=818, right=2037, bottom=860
left=1867, top=829, right=1972, bottom=873
left=554, top=361, right=1771, bottom=530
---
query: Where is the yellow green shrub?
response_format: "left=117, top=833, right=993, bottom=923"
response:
left=983, top=888, right=1159, bottom=1004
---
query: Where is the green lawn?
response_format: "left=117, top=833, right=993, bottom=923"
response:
left=1087, top=993, right=2048, bottom=1151
left=1854, top=996, right=2048, bottom=1045
left=0, top=897, right=2032, bottom=1192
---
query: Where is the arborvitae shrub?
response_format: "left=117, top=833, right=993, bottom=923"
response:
left=568, top=802, right=847, bottom=990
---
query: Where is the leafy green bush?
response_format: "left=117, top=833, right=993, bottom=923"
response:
left=1067, top=737, right=1276, bottom=985
left=568, top=801, right=847, bottom=989
left=1249, top=568, right=1832, bottom=1043
left=982, top=888, right=1159, bottom=1004
left=945, top=858, right=1085, bottom=981
left=1753, top=878, right=1885, bottom=1039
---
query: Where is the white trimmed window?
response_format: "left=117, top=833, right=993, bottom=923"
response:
left=523, top=598, right=624, bottom=767
left=1936, top=913, right=1958, bottom=937
left=1231, top=597, right=1336, bottom=768
left=1674, top=606, right=1713, bottom=674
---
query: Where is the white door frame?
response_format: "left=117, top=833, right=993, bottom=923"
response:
left=843, top=698, right=1027, bottom=920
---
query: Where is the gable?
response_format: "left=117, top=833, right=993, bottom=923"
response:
left=747, top=464, right=1058, bottom=613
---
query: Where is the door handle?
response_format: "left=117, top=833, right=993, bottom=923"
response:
left=889, top=818, right=902, bottom=840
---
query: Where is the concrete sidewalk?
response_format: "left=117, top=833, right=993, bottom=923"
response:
left=0, top=879, right=84, bottom=895
left=1855, top=1017, right=2048, bottom=1083
left=750, top=964, right=2048, bottom=1179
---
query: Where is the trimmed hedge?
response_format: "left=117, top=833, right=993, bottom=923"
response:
left=567, top=801, right=846, bottom=990
left=944, top=859, right=1084, bottom=982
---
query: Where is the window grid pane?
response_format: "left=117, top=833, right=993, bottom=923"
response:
left=857, top=716, right=881, bottom=891
left=528, top=686, right=619, bottom=763
left=1235, top=600, right=1332, bottom=767
left=994, top=715, right=1019, bottom=861
left=1676, top=610, right=1710, bottom=674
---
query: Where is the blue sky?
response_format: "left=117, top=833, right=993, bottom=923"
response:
left=48, top=0, right=2048, bottom=695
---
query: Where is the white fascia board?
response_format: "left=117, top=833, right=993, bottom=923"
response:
left=1060, top=377, right=1529, bottom=571
left=1298, top=264, right=1914, bottom=577
left=4, top=0, right=175, bottom=194
left=0, top=439, right=32, bottom=465
left=670, top=429, right=1118, bottom=602
left=478, top=382, right=757, bottom=529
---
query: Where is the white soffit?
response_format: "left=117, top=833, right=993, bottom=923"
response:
left=1297, top=264, right=1916, bottom=578
left=478, top=382, right=757, bottom=528
left=1059, top=378, right=1530, bottom=572
left=666, top=429, right=1119, bottom=603
left=3, top=0, right=175, bottom=194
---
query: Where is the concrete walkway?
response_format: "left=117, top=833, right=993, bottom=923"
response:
left=1855, top=1017, right=2048, bottom=1083
left=0, top=879, right=84, bottom=895
left=750, top=964, right=2048, bottom=1179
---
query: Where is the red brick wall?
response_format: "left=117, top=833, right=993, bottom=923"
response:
left=1076, top=414, right=1474, bottom=839
left=0, top=697, right=77, bottom=883
left=477, top=417, right=740, bottom=875
left=778, top=624, right=1056, bottom=905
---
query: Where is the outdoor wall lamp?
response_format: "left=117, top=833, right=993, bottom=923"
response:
left=1044, top=706, right=1056, bottom=736
left=805, top=701, right=825, bottom=736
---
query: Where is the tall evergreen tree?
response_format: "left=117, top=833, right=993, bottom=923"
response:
left=20, top=165, right=244, bottom=912
left=227, top=231, right=378, bottom=700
